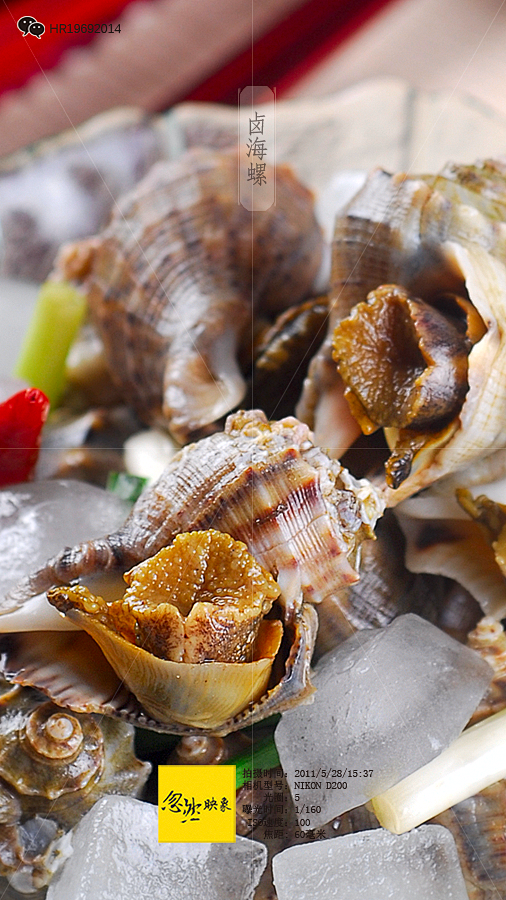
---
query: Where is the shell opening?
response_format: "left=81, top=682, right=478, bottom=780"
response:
left=332, top=284, right=485, bottom=488
left=163, top=329, right=247, bottom=442
left=46, top=530, right=285, bottom=730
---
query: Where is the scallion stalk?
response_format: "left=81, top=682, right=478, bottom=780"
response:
left=14, top=280, right=87, bottom=406
left=371, top=707, right=506, bottom=834
left=106, top=471, right=149, bottom=504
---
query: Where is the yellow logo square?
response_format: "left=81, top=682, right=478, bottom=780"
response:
left=158, top=765, right=236, bottom=843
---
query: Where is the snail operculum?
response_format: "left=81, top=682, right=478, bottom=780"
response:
left=47, top=530, right=286, bottom=730
left=332, top=284, right=486, bottom=488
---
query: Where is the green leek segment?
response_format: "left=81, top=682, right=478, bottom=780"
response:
left=15, top=281, right=87, bottom=406
left=371, top=707, right=506, bottom=833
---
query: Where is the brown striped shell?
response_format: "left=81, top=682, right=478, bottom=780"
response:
left=468, top=617, right=506, bottom=723
left=55, top=148, right=324, bottom=443
left=10, top=410, right=383, bottom=617
left=0, top=410, right=382, bottom=735
left=432, top=780, right=506, bottom=900
left=246, top=296, right=329, bottom=421
left=297, top=158, right=506, bottom=503
left=312, top=510, right=448, bottom=659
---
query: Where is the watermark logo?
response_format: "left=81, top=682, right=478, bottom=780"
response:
left=158, top=765, right=236, bottom=842
left=17, top=15, right=45, bottom=38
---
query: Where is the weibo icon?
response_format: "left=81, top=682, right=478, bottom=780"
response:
left=17, top=16, right=45, bottom=38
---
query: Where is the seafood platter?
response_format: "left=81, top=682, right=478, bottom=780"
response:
left=2, top=80, right=506, bottom=896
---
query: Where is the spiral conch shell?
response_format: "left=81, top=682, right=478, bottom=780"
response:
left=11, top=410, right=383, bottom=614
left=299, top=157, right=506, bottom=503
left=1, top=410, right=383, bottom=735
left=0, top=679, right=149, bottom=894
left=55, top=148, right=324, bottom=443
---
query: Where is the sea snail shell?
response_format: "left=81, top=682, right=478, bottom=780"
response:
left=56, top=149, right=325, bottom=443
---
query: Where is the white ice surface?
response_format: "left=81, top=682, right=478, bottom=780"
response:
left=47, top=796, right=267, bottom=900
left=275, top=614, right=492, bottom=825
left=272, top=825, right=469, bottom=900
left=0, top=480, right=130, bottom=621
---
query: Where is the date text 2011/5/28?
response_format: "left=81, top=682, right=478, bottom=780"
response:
left=293, top=769, right=374, bottom=779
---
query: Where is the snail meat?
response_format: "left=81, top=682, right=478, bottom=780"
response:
left=298, top=158, right=506, bottom=503
left=46, top=530, right=285, bottom=730
left=1, top=410, right=382, bottom=734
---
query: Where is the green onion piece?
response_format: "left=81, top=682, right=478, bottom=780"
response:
left=106, top=471, right=149, bottom=504
left=14, top=281, right=87, bottom=406
left=225, top=735, right=281, bottom=790
left=371, top=707, right=506, bottom=834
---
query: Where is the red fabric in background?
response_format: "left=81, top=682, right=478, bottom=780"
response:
left=184, top=0, right=395, bottom=104
left=0, top=0, right=395, bottom=105
left=0, top=0, right=131, bottom=95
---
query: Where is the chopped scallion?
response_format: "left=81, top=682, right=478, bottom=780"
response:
left=225, top=735, right=281, bottom=790
left=371, top=707, right=506, bottom=833
left=106, top=471, right=149, bottom=503
left=14, top=281, right=87, bottom=406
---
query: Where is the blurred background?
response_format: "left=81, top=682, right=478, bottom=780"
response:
left=1, top=0, right=506, bottom=157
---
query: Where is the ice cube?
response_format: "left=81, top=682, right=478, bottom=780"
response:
left=0, top=480, right=130, bottom=627
left=46, top=796, right=267, bottom=900
left=275, top=614, right=492, bottom=825
left=272, top=825, right=469, bottom=899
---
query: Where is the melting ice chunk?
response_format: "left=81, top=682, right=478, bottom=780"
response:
left=0, top=480, right=130, bottom=628
left=272, top=825, right=469, bottom=899
left=275, top=614, right=492, bottom=825
left=46, top=796, right=267, bottom=900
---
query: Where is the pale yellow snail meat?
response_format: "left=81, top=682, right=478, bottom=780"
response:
left=47, top=530, right=284, bottom=730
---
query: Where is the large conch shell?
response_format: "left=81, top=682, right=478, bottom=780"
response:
left=298, top=157, right=506, bottom=504
left=55, top=148, right=324, bottom=443
left=0, top=410, right=382, bottom=735
left=8, top=410, right=383, bottom=618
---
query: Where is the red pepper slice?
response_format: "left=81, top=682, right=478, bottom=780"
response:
left=0, top=388, right=49, bottom=486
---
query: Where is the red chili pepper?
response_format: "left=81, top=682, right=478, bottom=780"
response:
left=0, top=388, right=49, bottom=486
